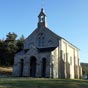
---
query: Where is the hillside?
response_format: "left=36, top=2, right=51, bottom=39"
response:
left=81, top=63, right=88, bottom=75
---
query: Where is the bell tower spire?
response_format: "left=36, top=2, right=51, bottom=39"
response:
left=38, top=8, right=47, bottom=28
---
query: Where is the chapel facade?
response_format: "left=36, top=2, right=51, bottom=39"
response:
left=13, top=8, right=82, bottom=79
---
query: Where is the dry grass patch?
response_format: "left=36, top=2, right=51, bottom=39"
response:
left=0, top=67, right=12, bottom=76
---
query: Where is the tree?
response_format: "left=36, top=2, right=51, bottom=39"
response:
left=17, top=35, right=25, bottom=52
left=4, top=32, right=18, bottom=66
left=6, top=32, right=17, bottom=41
left=81, top=63, right=88, bottom=75
left=0, top=32, right=25, bottom=66
left=0, top=39, right=5, bottom=65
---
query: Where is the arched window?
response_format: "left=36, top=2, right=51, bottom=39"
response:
left=37, top=33, right=45, bottom=47
left=70, top=56, right=72, bottom=65
left=63, top=53, right=66, bottom=63
left=38, top=37, right=41, bottom=46
left=42, top=36, right=44, bottom=46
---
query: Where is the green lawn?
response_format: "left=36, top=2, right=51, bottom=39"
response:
left=0, top=77, right=88, bottom=88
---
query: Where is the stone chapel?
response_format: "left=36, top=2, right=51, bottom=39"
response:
left=13, top=8, right=82, bottom=79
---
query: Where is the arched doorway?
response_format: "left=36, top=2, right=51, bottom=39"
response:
left=41, top=58, right=46, bottom=77
left=20, top=59, right=24, bottom=77
left=30, top=56, right=36, bottom=77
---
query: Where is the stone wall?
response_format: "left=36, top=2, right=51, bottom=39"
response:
left=13, top=49, right=51, bottom=78
left=60, top=39, right=82, bottom=79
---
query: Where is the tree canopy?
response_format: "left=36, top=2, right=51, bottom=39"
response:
left=81, top=63, right=88, bottom=75
left=0, top=32, right=25, bottom=66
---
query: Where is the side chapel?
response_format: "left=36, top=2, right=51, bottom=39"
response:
left=13, top=8, right=82, bottom=79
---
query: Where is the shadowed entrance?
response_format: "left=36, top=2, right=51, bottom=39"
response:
left=20, top=59, right=24, bottom=77
left=41, top=58, right=46, bottom=77
left=30, top=56, right=36, bottom=77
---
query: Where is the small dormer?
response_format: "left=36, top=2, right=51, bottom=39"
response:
left=38, top=8, right=47, bottom=27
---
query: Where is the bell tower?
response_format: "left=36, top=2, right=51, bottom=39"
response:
left=38, top=8, right=47, bottom=27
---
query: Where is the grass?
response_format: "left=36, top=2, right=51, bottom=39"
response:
left=0, top=78, right=88, bottom=88
left=0, top=67, right=88, bottom=88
